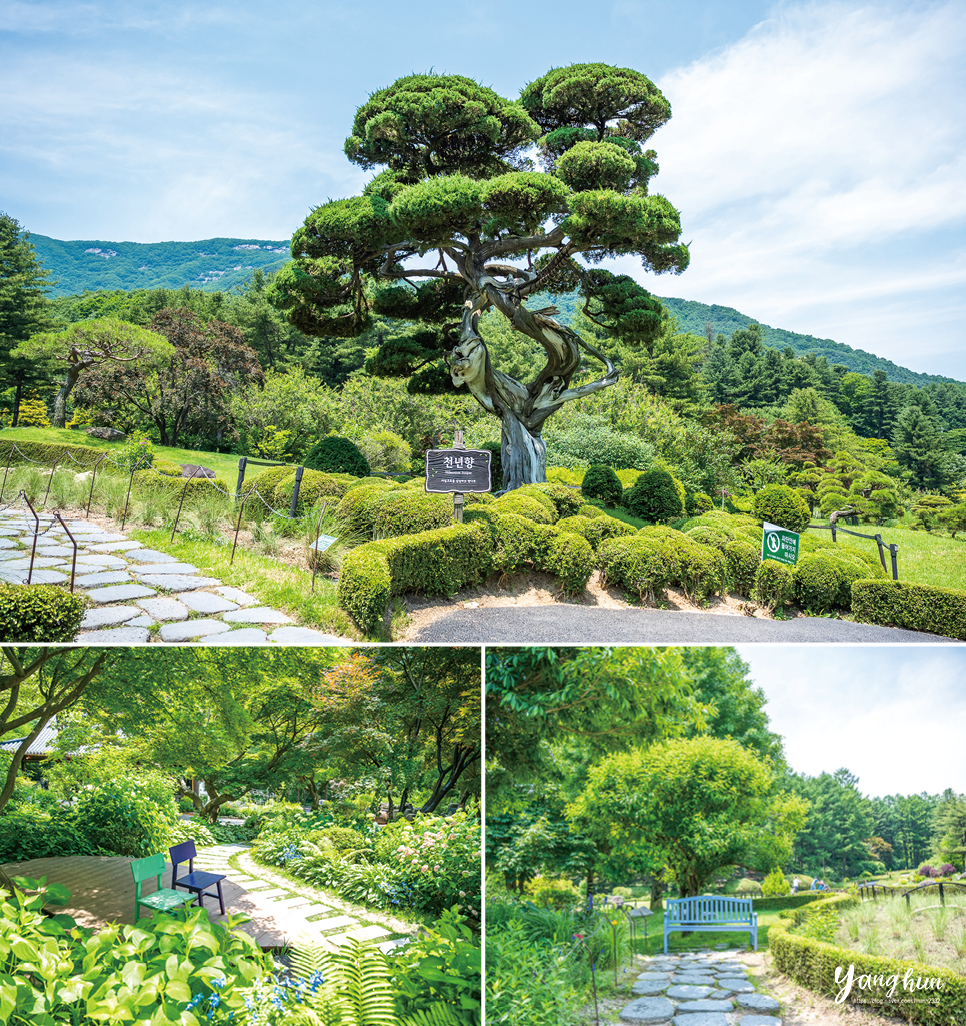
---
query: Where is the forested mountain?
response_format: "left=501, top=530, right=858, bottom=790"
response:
left=29, top=235, right=961, bottom=387
left=30, top=235, right=290, bottom=296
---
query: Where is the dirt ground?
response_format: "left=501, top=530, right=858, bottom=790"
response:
left=394, top=569, right=804, bottom=642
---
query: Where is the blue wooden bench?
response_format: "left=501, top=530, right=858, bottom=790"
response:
left=663, top=894, right=757, bottom=952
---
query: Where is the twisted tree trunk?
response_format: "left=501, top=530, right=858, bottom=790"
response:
left=447, top=261, right=617, bottom=490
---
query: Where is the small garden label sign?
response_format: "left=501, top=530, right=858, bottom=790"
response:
left=761, top=521, right=800, bottom=565
left=424, top=449, right=492, bottom=494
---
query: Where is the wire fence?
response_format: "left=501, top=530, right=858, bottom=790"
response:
left=806, top=522, right=899, bottom=579
left=0, top=444, right=339, bottom=591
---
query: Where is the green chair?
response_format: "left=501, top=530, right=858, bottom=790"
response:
left=131, top=852, right=195, bottom=921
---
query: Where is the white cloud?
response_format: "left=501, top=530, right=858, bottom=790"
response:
left=621, top=1, right=966, bottom=375
left=736, top=645, right=966, bottom=796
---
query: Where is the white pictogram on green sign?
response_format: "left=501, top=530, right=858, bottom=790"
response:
left=761, top=522, right=800, bottom=565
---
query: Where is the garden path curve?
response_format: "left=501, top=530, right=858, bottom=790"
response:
left=4, top=842, right=415, bottom=952
left=621, top=949, right=782, bottom=1026
left=0, top=509, right=344, bottom=645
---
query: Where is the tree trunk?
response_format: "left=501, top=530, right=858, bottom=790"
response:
left=500, top=410, right=547, bottom=491
left=11, top=371, right=23, bottom=427
left=649, top=877, right=665, bottom=913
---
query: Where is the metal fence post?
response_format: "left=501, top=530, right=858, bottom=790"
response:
left=873, top=534, right=888, bottom=573
left=289, top=466, right=304, bottom=518
left=890, top=544, right=899, bottom=581
left=235, top=457, right=247, bottom=501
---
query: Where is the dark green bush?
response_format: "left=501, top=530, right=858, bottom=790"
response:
left=0, top=438, right=105, bottom=468
left=264, top=468, right=348, bottom=515
left=370, top=490, right=453, bottom=537
left=528, top=481, right=583, bottom=518
left=752, top=893, right=829, bottom=912
left=685, top=525, right=729, bottom=551
left=598, top=536, right=672, bottom=603
left=557, top=513, right=636, bottom=550
left=490, top=493, right=556, bottom=525
left=131, top=469, right=232, bottom=503
left=0, top=808, right=95, bottom=862
left=687, top=491, right=714, bottom=515
left=581, top=464, right=624, bottom=507
left=73, top=779, right=175, bottom=858
left=753, top=483, right=811, bottom=533
left=0, top=584, right=88, bottom=643
left=623, top=467, right=685, bottom=523
left=305, top=435, right=371, bottom=476
left=754, top=559, right=795, bottom=611
left=725, top=540, right=760, bottom=597
left=338, top=523, right=492, bottom=634
left=514, top=485, right=559, bottom=520
left=852, top=580, right=966, bottom=641
left=545, top=531, right=595, bottom=594
left=336, top=481, right=399, bottom=534
left=545, top=423, right=655, bottom=470
left=794, top=551, right=862, bottom=612
left=479, top=441, right=502, bottom=490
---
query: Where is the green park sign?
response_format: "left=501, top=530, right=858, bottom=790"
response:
left=761, top=521, right=800, bottom=565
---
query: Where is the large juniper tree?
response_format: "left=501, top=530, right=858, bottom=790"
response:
left=272, top=64, right=689, bottom=488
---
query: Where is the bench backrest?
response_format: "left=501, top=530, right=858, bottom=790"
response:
left=665, top=895, right=753, bottom=926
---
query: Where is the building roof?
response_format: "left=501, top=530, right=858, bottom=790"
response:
left=0, top=725, right=60, bottom=757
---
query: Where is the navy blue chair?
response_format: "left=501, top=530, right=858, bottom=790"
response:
left=169, top=840, right=227, bottom=914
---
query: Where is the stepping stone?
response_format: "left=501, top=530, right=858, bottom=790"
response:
left=717, top=979, right=754, bottom=993
left=77, top=533, right=129, bottom=544
left=74, top=570, right=133, bottom=587
left=202, top=629, right=269, bottom=646
left=75, top=626, right=151, bottom=644
left=330, top=925, right=392, bottom=944
left=269, top=625, right=345, bottom=644
left=667, top=986, right=715, bottom=1000
left=378, top=938, right=412, bottom=953
left=214, top=586, right=259, bottom=606
left=86, top=584, right=157, bottom=604
left=0, top=538, right=17, bottom=549
left=81, top=606, right=141, bottom=628
left=138, top=574, right=221, bottom=591
left=672, top=1015, right=728, bottom=1026
left=637, top=973, right=672, bottom=981
left=223, top=607, right=292, bottom=624
left=159, top=619, right=231, bottom=642
left=138, top=597, right=190, bottom=621
left=620, top=997, right=675, bottom=1022
left=0, top=557, right=68, bottom=569
left=88, top=541, right=143, bottom=552
left=674, top=976, right=717, bottom=986
left=127, top=615, right=155, bottom=628
left=676, top=1001, right=734, bottom=1012
left=0, top=529, right=20, bottom=537
left=131, top=562, right=200, bottom=575
left=737, top=995, right=779, bottom=1012
left=36, top=546, right=77, bottom=556
left=4, top=568, right=68, bottom=584
left=125, top=549, right=180, bottom=563
left=310, top=914, right=357, bottom=930
left=179, top=592, right=238, bottom=614
left=273, top=896, right=316, bottom=909
left=739, top=1018, right=782, bottom=1026
left=75, top=555, right=128, bottom=567
left=632, top=982, right=668, bottom=996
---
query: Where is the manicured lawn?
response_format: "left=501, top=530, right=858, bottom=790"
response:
left=631, top=911, right=784, bottom=954
left=131, top=527, right=357, bottom=638
left=0, top=426, right=291, bottom=481
left=815, top=523, right=966, bottom=591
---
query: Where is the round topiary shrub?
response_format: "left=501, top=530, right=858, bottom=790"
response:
left=490, top=493, right=556, bottom=525
left=581, top=464, right=624, bottom=508
left=623, top=467, right=685, bottom=523
left=305, top=436, right=371, bottom=477
left=515, top=485, right=560, bottom=521
left=753, top=484, right=811, bottom=534
left=577, top=502, right=606, bottom=519
left=685, top=526, right=729, bottom=551
left=369, top=490, right=453, bottom=537
left=794, top=551, right=848, bottom=611
left=725, top=540, right=760, bottom=597
left=336, top=481, right=400, bottom=534
left=529, top=481, right=583, bottom=518
left=545, top=530, right=595, bottom=594
left=754, top=559, right=795, bottom=611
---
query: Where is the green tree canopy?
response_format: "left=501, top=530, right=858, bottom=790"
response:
left=272, top=64, right=689, bottom=488
left=13, top=317, right=173, bottom=427
left=567, top=736, right=807, bottom=897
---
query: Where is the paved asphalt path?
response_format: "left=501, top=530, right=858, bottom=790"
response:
left=411, top=605, right=956, bottom=643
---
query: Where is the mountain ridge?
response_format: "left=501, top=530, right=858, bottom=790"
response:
left=28, top=233, right=960, bottom=388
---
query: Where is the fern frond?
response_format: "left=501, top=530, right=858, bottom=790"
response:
left=401, top=1003, right=464, bottom=1026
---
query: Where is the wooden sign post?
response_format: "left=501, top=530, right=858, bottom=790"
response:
left=424, top=428, right=492, bottom=522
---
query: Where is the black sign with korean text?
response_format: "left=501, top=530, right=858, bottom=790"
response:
left=424, top=449, right=492, bottom=493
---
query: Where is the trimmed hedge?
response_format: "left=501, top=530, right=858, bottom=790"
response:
left=769, top=900, right=966, bottom=1026
left=725, top=540, right=760, bottom=597
left=336, top=481, right=400, bottom=533
left=755, top=559, right=795, bottom=610
left=751, top=892, right=830, bottom=912
left=337, top=522, right=491, bottom=633
left=0, top=438, right=108, bottom=469
left=0, top=584, right=88, bottom=642
left=852, top=580, right=966, bottom=641
left=369, top=490, right=453, bottom=538
left=545, top=531, right=596, bottom=594
left=557, top=514, right=637, bottom=550
left=598, top=536, right=673, bottom=604
left=528, top=481, right=583, bottom=519
left=490, top=493, right=557, bottom=525
left=131, top=469, right=233, bottom=503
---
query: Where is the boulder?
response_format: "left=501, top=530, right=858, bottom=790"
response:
left=86, top=426, right=126, bottom=441
left=180, top=463, right=216, bottom=479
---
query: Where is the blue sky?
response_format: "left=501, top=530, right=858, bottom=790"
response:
left=2, top=0, right=964, bottom=377
left=736, top=645, right=966, bottom=796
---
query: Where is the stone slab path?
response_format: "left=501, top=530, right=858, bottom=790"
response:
left=4, top=842, right=415, bottom=952
left=620, top=949, right=782, bottom=1026
left=0, top=510, right=344, bottom=645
